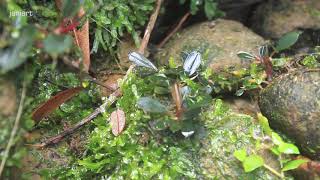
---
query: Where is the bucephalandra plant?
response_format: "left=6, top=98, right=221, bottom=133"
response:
left=237, top=31, right=302, bottom=81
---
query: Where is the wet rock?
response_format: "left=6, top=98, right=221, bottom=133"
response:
left=199, top=99, right=280, bottom=179
left=0, top=78, right=16, bottom=116
left=259, top=69, right=320, bottom=160
left=251, top=0, right=320, bottom=39
left=156, top=19, right=265, bottom=72
left=224, top=97, right=260, bottom=117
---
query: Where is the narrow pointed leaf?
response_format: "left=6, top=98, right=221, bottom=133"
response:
left=110, top=108, right=126, bottom=136
left=183, top=51, right=201, bottom=76
left=137, top=97, right=167, bottom=113
left=237, top=51, right=256, bottom=60
left=128, top=52, right=158, bottom=71
left=32, top=87, right=84, bottom=122
left=275, top=31, right=302, bottom=52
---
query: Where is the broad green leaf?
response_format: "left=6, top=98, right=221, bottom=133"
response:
left=243, top=155, right=264, bottom=172
left=275, top=31, right=302, bottom=52
left=271, top=132, right=284, bottom=145
left=0, top=25, right=36, bottom=73
left=257, top=113, right=272, bottom=136
left=278, top=143, right=300, bottom=154
left=234, top=149, right=247, bottom=162
left=282, top=159, right=309, bottom=171
left=204, top=1, right=218, bottom=20
left=43, top=34, right=73, bottom=57
left=237, top=51, right=256, bottom=60
left=137, top=97, right=167, bottom=113
left=270, top=147, right=280, bottom=156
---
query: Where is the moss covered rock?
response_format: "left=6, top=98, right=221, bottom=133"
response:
left=156, top=19, right=265, bottom=71
left=259, top=69, right=320, bottom=160
left=251, top=0, right=320, bottom=39
left=199, top=99, right=280, bottom=179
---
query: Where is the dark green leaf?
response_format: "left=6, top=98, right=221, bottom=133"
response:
left=137, top=97, right=167, bottom=113
left=282, top=159, right=309, bottom=171
left=243, top=155, right=264, bottom=172
left=0, top=25, right=36, bottom=73
left=275, top=31, right=302, bottom=52
left=43, top=34, right=73, bottom=57
left=62, top=0, right=81, bottom=18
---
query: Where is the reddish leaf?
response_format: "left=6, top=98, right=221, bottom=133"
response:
left=171, top=82, right=183, bottom=119
left=110, top=109, right=126, bottom=136
left=32, top=87, right=84, bottom=122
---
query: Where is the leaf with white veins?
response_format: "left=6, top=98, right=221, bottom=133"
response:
left=128, top=52, right=158, bottom=71
left=183, top=51, right=201, bottom=76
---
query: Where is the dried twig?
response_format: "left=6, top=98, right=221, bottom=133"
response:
left=0, top=80, right=27, bottom=177
left=157, top=12, right=190, bottom=49
left=138, top=0, right=163, bottom=54
left=32, top=0, right=163, bottom=147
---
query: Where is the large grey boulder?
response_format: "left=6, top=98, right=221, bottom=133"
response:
left=156, top=19, right=265, bottom=72
left=259, top=69, right=320, bottom=160
left=251, top=0, right=320, bottom=39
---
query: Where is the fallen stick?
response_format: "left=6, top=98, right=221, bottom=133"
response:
left=32, top=0, right=163, bottom=148
left=157, top=12, right=190, bottom=49
left=0, top=80, right=27, bottom=177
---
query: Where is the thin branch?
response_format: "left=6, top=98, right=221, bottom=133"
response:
left=0, top=80, right=27, bottom=177
left=138, top=0, right=163, bottom=54
left=157, top=12, right=191, bottom=49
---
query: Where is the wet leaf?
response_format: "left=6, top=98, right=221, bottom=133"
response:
left=183, top=51, right=201, bottom=76
left=137, top=97, right=167, bottom=113
left=128, top=52, right=158, bottom=71
left=243, top=155, right=264, bottom=172
left=0, top=25, right=36, bottom=73
left=282, top=159, right=309, bottom=171
left=278, top=143, right=300, bottom=154
left=32, top=86, right=84, bottom=122
left=275, top=31, right=302, bottom=52
left=257, top=113, right=272, bottom=136
left=43, top=34, right=73, bottom=57
left=110, top=108, right=126, bottom=136
left=237, top=51, right=256, bottom=60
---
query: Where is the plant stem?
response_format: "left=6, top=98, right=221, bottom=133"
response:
left=263, top=164, right=284, bottom=179
left=0, top=80, right=27, bottom=177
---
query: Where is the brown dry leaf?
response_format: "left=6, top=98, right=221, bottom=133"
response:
left=110, top=108, right=126, bottom=136
left=74, top=7, right=90, bottom=72
left=32, top=87, right=84, bottom=122
left=100, top=74, right=123, bottom=97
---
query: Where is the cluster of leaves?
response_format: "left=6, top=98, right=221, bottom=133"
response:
left=88, top=0, right=155, bottom=53
left=234, top=114, right=308, bottom=178
left=179, top=0, right=224, bottom=20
